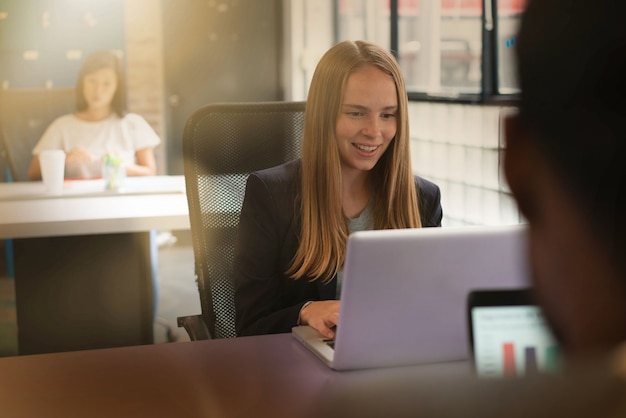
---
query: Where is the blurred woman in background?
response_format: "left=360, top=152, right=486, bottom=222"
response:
left=27, top=50, right=160, bottom=180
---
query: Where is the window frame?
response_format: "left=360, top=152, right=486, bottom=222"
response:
left=335, top=0, right=522, bottom=104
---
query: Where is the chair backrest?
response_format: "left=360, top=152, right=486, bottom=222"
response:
left=0, top=88, right=76, bottom=181
left=182, top=101, right=306, bottom=338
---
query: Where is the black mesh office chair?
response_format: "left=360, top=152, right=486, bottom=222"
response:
left=0, top=88, right=76, bottom=182
left=178, top=101, right=306, bottom=340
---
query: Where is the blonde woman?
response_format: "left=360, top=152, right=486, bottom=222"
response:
left=234, top=40, right=442, bottom=337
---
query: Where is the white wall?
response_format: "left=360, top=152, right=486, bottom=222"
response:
left=410, top=102, right=521, bottom=226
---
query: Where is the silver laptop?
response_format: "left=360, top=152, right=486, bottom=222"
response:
left=292, top=224, right=530, bottom=370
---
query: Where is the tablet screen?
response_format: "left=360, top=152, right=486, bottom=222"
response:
left=469, top=291, right=560, bottom=377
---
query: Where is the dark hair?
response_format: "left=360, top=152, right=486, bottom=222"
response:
left=516, top=0, right=626, bottom=269
left=75, top=50, right=127, bottom=116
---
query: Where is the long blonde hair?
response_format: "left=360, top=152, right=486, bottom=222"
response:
left=287, top=40, right=421, bottom=283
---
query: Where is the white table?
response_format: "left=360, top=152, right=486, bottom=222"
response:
left=0, top=176, right=190, bottom=355
left=0, top=176, right=190, bottom=239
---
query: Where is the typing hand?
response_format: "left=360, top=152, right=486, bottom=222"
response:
left=299, top=300, right=340, bottom=339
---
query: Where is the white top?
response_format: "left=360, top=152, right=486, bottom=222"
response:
left=32, top=113, right=161, bottom=178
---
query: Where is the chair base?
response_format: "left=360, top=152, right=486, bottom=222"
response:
left=177, top=314, right=212, bottom=340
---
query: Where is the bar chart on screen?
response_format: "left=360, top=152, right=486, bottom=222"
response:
left=472, top=305, right=560, bottom=377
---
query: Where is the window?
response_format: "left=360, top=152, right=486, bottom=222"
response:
left=496, top=0, right=525, bottom=94
left=337, top=0, right=389, bottom=48
left=399, top=0, right=482, bottom=95
left=336, top=0, right=527, bottom=100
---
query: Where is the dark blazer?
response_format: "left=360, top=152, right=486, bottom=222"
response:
left=233, top=159, right=443, bottom=336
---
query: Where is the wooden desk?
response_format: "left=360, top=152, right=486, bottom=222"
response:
left=0, top=176, right=190, bottom=355
left=0, top=333, right=470, bottom=417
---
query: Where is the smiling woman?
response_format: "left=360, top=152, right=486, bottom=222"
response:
left=335, top=65, right=398, bottom=216
left=26, top=50, right=161, bottom=181
left=232, top=40, right=444, bottom=339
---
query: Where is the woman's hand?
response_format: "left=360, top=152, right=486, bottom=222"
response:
left=125, top=147, right=157, bottom=176
left=65, top=147, right=93, bottom=163
left=299, top=300, right=340, bottom=339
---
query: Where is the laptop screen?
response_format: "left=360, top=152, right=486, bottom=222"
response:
left=468, top=289, right=560, bottom=377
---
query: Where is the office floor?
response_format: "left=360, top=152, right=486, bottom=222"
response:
left=0, top=233, right=200, bottom=357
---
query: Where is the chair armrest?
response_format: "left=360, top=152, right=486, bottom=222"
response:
left=177, top=315, right=212, bottom=340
